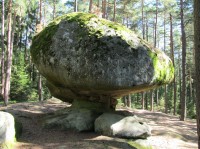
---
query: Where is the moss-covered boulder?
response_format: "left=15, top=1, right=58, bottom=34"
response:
left=30, top=12, right=174, bottom=108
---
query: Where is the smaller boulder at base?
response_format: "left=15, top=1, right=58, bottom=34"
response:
left=0, top=111, right=15, bottom=149
left=95, top=113, right=151, bottom=139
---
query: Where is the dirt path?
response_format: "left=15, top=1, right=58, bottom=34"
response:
left=0, top=100, right=198, bottom=149
left=131, top=109, right=198, bottom=149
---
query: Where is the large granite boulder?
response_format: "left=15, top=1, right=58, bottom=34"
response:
left=30, top=12, right=174, bottom=109
left=0, top=112, right=15, bottom=149
left=95, top=113, right=151, bottom=139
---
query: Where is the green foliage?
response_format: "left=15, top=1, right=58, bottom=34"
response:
left=11, top=53, right=37, bottom=101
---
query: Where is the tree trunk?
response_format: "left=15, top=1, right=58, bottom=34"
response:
left=5, top=8, right=16, bottom=106
left=32, top=64, right=36, bottom=82
left=38, top=74, right=43, bottom=101
left=180, top=0, right=187, bottom=121
left=106, top=0, right=109, bottom=19
left=24, top=26, right=28, bottom=62
left=145, top=12, right=148, bottom=41
left=102, top=0, right=106, bottom=18
left=141, top=0, right=145, bottom=39
left=163, top=11, right=167, bottom=113
left=145, top=92, right=148, bottom=110
left=141, top=92, right=145, bottom=109
left=165, top=85, right=168, bottom=113
left=38, top=0, right=43, bottom=101
left=154, top=0, right=158, bottom=47
left=53, top=0, right=56, bottom=19
left=163, top=9, right=166, bottom=52
left=1, top=0, right=5, bottom=97
left=74, top=0, right=77, bottom=12
left=194, top=0, right=200, bottom=147
left=178, top=47, right=182, bottom=99
left=150, top=90, right=154, bottom=111
left=4, top=0, right=13, bottom=106
left=153, top=0, right=158, bottom=109
left=43, top=0, right=46, bottom=26
left=127, top=94, right=131, bottom=108
left=123, top=96, right=127, bottom=107
left=170, top=13, right=177, bottom=115
left=39, top=0, right=42, bottom=23
left=155, top=89, right=159, bottom=105
left=113, top=0, right=116, bottom=22
left=89, top=0, right=93, bottom=13
left=189, top=69, right=193, bottom=102
left=126, top=14, right=129, bottom=28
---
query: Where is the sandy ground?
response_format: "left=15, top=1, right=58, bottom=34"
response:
left=0, top=99, right=198, bottom=149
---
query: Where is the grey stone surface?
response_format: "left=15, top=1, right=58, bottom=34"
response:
left=43, top=107, right=102, bottom=132
left=0, top=111, right=15, bottom=149
left=31, top=12, right=174, bottom=104
left=95, top=113, right=151, bottom=139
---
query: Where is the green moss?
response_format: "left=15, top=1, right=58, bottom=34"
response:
left=63, top=12, right=130, bottom=33
left=30, top=12, right=134, bottom=62
left=64, top=12, right=96, bottom=25
left=0, top=141, right=15, bottom=149
left=147, top=48, right=174, bottom=84
left=30, top=21, right=59, bottom=62
left=128, top=141, right=153, bottom=149
left=138, top=37, right=174, bottom=85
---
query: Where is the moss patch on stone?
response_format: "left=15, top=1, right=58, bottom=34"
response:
left=0, top=141, right=15, bottom=149
left=64, top=12, right=131, bottom=33
left=128, top=141, right=153, bottom=149
left=30, top=12, right=136, bottom=62
left=148, top=49, right=174, bottom=84
left=30, top=18, right=60, bottom=63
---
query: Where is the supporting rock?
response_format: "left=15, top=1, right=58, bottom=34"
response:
left=95, top=113, right=151, bottom=139
left=43, top=107, right=102, bottom=132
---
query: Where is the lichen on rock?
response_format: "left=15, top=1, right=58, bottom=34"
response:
left=30, top=12, right=174, bottom=108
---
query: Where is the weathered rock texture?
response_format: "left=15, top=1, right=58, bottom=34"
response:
left=43, top=107, right=102, bottom=132
left=31, top=12, right=174, bottom=106
left=0, top=112, right=15, bottom=149
left=95, top=113, right=151, bottom=139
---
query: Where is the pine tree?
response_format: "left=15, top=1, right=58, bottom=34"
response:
left=169, top=13, right=177, bottom=115
left=4, top=0, right=13, bottom=106
left=1, top=0, right=5, bottom=97
left=194, top=0, right=200, bottom=147
left=180, top=0, right=187, bottom=121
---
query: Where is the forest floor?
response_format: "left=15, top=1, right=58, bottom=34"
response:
left=0, top=99, right=198, bottom=149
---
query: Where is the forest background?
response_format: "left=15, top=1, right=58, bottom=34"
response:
left=0, top=0, right=195, bottom=121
